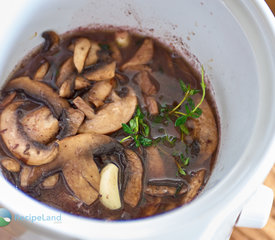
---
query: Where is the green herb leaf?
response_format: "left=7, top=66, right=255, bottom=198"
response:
left=175, top=115, right=187, bottom=127
left=179, top=124, right=189, bottom=135
left=178, top=167, right=187, bottom=176
left=122, top=123, right=133, bottom=135
left=139, top=136, right=152, bottom=147
left=179, top=80, right=188, bottom=93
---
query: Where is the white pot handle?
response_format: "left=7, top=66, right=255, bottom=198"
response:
left=236, top=184, right=273, bottom=228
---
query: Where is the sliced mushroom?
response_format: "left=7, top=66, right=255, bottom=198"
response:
left=21, top=106, right=59, bottom=144
left=57, top=108, right=85, bottom=139
left=20, top=166, right=33, bottom=187
left=79, top=87, right=137, bottom=134
left=115, top=31, right=130, bottom=48
left=84, top=61, right=116, bottom=81
left=4, top=77, right=69, bottom=118
left=134, top=71, right=157, bottom=95
left=192, top=95, right=218, bottom=162
left=1, top=157, right=20, bottom=172
left=99, top=163, right=121, bottom=210
left=42, top=173, right=59, bottom=189
left=25, top=133, right=116, bottom=205
left=0, top=92, right=16, bottom=110
left=73, top=96, right=95, bottom=119
left=145, top=184, right=187, bottom=197
left=124, top=149, right=143, bottom=207
left=56, top=57, right=75, bottom=87
left=86, top=79, right=113, bottom=107
left=144, top=96, right=159, bottom=115
left=181, top=170, right=205, bottom=204
left=34, top=61, right=49, bottom=81
left=41, top=31, right=59, bottom=52
left=121, top=39, right=153, bottom=70
left=74, top=76, right=90, bottom=90
left=146, top=146, right=165, bottom=180
left=110, top=43, right=122, bottom=64
left=73, top=38, right=91, bottom=73
left=59, top=74, right=75, bottom=98
left=63, top=154, right=100, bottom=205
left=85, top=41, right=100, bottom=66
left=0, top=101, right=59, bottom=165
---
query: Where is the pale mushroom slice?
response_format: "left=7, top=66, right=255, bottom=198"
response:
left=21, top=106, right=59, bottom=144
left=59, top=74, right=75, bottom=98
left=34, top=61, right=49, bottom=81
left=121, top=39, right=153, bottom=70
left=56, top=57, right=75, bottom=87
left=85, top=41, right=100, bottom=66
left=4, top=77, right=69, bottom=118
left=74, top=76, right=90, bottom=90
left=78, top=87, right=137, bottom=134
left=73, top=38, right=91, bottom=73
left=0, top=92, right=16, bottom=110
left=20, top=166, right=33, bottom=188
left=1, top=157, right=21, bottom=172
left=42, top=173, right=59, bottom=189
left=181, top=170, right=205, bottom=204
left=24, top=133, right=116, bottom=205
left=192, top=95, right=218, bottom=163
left=84, top=61, right=116, bottom=81
left=99, top=163, right=121, bottom=210
left=73, top=96, right=95, bottom=119
left=124, top=149, right=143, bottom=208
left=0, top=101, right=59, bottom=166
left=86, top=79, right=114, bottom=107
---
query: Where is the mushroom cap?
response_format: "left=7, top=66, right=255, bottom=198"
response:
left=78, top=87, right=137, bottom=134
left=0, top=101, right=59, bottom=166
left=4, top=77, right=69, bottom=117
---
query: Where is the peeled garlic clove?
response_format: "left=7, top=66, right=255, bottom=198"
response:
left=99, top=163, right=121, bottom=210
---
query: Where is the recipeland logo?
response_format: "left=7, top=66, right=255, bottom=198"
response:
left=0, top=208, right=12, bottom=227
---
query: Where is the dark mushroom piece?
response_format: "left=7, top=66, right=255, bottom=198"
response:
left=57, top=108, right=85, bottom=139
left=124, top=149, right=143, bottom=208
left=4, top=77, right=69, bottom=118
left=191, top=95, right=218, bottom=163
left=121, top=39, right=153, bottom=70
left=78, top=87, right=137, bottom=134
left=23, top=133, right=121, bottom=205
left=0, top=101, right=59, bottom=166
left=0, top=92, right=16, bottom=110
left=73, top=96, right=95, bottom=120
left=181, top=170, right=205, bottom=204
left=41, top=31, right=59, bottom=52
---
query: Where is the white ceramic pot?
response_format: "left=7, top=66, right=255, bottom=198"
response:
left=0, top=0, right=274, bottom=239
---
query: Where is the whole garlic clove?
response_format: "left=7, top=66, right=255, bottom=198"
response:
left=99, top=163, right=121, bottom=210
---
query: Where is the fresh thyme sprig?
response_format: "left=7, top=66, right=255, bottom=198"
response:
left=173, top=152, right=190, bottom=176
left=159, top=66, right=206, bottom=139
left=120, top=106, right=152, bottom=147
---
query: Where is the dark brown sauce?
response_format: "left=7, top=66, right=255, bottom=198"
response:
left=0, top=29, right=219, bottom=220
